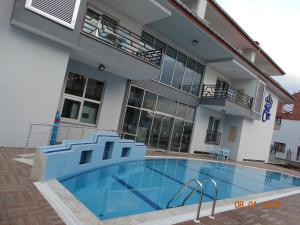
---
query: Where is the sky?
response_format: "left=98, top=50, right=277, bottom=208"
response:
left=216, top=0, right=300, bottom=94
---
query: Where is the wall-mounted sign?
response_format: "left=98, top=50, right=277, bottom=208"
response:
left=262, top=94, right=273, bottom=122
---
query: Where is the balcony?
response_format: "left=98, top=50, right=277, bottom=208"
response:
left=82, top=14, right=163, bottom=67
left=200, top=85, right=257, bottom=119
left=205, top=130, right=221, bottom=145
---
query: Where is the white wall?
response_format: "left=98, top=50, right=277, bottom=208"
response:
left=190, top=105, right=224, bottom=153
left=237, top=89, right=279, bottom=161
left=231, top=79, right=257, bottom=97
left=272, top=119, right=300, bottom=161
left=203, top=66, right=231, bottom=85
left=221, top=115, right=244, bottom=160
left=0, top=0, right=70, bottom=147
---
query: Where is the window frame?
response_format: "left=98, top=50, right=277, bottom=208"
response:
left=60, top=73, right=105, bottom=126
left=141, top=31, right=205, bottom=97
left=274, top=142, right=286, bottom=153
left=121, top=84, right=196, bottom=152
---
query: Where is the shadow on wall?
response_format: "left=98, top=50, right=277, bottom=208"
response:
left=30, top=131, right=146, bottom=181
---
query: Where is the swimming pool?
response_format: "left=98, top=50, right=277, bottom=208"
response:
left=60, top=158, right=300, bottom=220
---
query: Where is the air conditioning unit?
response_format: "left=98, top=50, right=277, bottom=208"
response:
left=25, top=0, right=81, bottom=29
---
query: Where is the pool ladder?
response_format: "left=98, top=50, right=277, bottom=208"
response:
left=166, top=178, right=218, bottom=223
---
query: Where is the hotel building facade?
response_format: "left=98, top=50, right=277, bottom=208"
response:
left=0, top=0, right=294, bottom=161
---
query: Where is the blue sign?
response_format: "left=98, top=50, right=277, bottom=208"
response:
left=262, top=94, right=273, bottom=122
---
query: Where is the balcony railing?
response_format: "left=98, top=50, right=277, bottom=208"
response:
left=82, top=14, right=163, bottom=67
left=205, top=130, right=221, bottom=145
left=201, top=85, right=253, bottom=110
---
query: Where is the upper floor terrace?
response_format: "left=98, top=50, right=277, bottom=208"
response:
left=10, top=0, right=293, bottom=110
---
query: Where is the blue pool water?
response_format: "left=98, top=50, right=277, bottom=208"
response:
left=60, top=159, right=300, bottom=220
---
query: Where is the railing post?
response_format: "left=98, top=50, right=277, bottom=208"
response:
left=80, top=127, right=84, bottom=139
left=24, top=123, right=33, bottom=155
left=66, top=127, right=70, bottom=140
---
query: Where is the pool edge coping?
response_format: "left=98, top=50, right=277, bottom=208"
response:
left=34, top=157, right=300, bottom=225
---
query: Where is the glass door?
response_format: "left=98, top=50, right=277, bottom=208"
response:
left=157, top=116, right=174, bottom=150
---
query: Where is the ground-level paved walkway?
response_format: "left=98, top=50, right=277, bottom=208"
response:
left=1, top=148, right=300, bottom=225
left=0, top=148, right=65, bottom=225
left=147, top=151, right=300, bottom=225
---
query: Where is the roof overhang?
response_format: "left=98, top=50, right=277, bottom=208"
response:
left=102, top=0, right=172, bottom=25
left=165, top=0, right=294, bottom=103
left=208, top=58, right=257, bottom=80
left=206, top=0, right=285, bottom=76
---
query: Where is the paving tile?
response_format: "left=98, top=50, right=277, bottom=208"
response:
left=0, top=148, right=65, bottom=225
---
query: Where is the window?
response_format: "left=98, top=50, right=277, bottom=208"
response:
left=79, top=150, right=92, bottom=164
left=205, top=117, right=221, bottom=145
left=274, top=142, right=286, bottom=153
left=102, top=142, right=113, bottom=160
left=208, top=117, right=220, bottom=133
left=121, top=85, right=195, bottom=152
left=121, top=147, right=131, bottom=157
left=142, top=31, right=204, bottom=97
left=253, top=81, right=266, bottom=113
left=274, top=117, right=282, bottom=130
left=61, top=73, right=104, bottom=125
left=282, top=104, right=294, bottom=113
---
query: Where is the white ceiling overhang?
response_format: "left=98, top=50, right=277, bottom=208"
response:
left=208, top=58, right=257, bottom=80
left=102, top=0, right=172, bottom=25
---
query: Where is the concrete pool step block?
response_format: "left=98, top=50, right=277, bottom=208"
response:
left=31, top=131, right=146, bottom=181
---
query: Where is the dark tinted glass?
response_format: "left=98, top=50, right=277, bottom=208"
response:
left=156, top=96, right=177, bottom=115
left=65, top=73, right=86, bottom=97
left=142, top=91, right=157, bottom=110
left=182, top=58, right=196, bottom=93
left=128, top=86, right=144, bottom=108
left=85, top=79, right=104, bottom=101
left=80, top=101, right=100, bottom=124
left=122, top=107, right=140, bottom=135
left=172, top=52, right=187, bottom=89
left=61, top=99, right=81, bottom=119
left=160, top=46, right=177, bottom=85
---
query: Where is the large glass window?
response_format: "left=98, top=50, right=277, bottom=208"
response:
left=128, top=86, right=144, bottom=108
left=122, top=107, right=140, bottom=136
left=61, top=73, right=104, bottom=125
left=136, top=111, right=154, bottom=143
left=180, top=122, right=193, bottom=152
left=121, top=86, right=195, bottom=152
left=172, top=53, right=187, bottom=89
left=160, top=46, right=177, bottom=85
left=156, top=96, right=177, bottom=116
left=182, top=58, right=196, bottom=93
left=191, top=63, right=204, bottom=96
left=141, top=31, right=205, bottom=97
left=170, top=120, right=184, bottom=152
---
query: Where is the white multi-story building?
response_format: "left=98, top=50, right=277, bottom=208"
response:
left=0, top=0, right=294, bottom=162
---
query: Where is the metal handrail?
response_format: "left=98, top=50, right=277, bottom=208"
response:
left=82, top=13, right=163, bottom=66
left=194, top=178, right=218, bottom=222
left=201, top=84, right=253, bottom=110
left=166, top=178, right=218, bottom=223
left=166, top=178, right=202, bottom=208
left=24, top=123, right=118, bottom=151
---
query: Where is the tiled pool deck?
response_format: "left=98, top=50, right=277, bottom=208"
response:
left=1, top=147, right=300, bottom=225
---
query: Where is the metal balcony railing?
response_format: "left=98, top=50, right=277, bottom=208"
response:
left=205, top=130, right=221, bottom=145
left=201, top=85, right=253, bottom=110
left=82, top=14, right=163, bottom=67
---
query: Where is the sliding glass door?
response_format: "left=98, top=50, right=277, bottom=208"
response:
left=121, top=85, right=195, bottom=152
